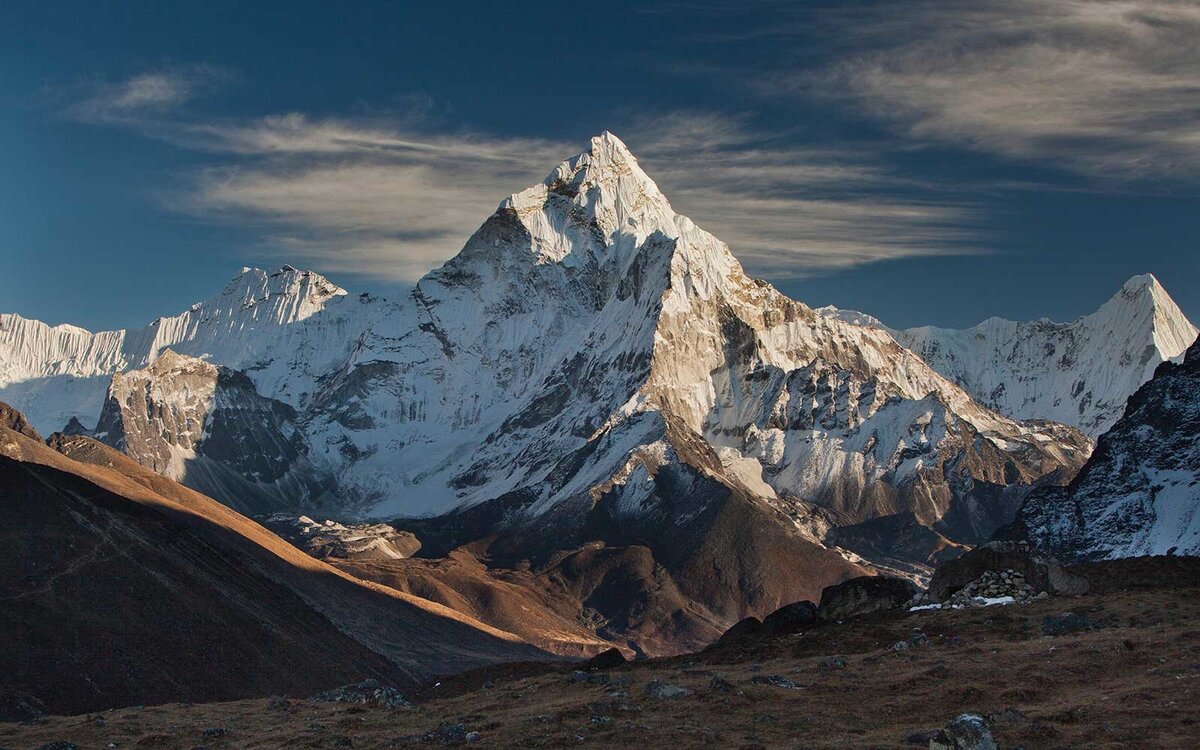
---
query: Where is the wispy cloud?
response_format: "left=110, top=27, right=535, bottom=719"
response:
left=71, top=73, right=983, bottom=283
left=809, top=0, right=1200, bottom=180
left=69, top=66, right=226, bottom=124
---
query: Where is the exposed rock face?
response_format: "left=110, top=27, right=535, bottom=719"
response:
left=263, top=515, right=421, bottom=560
left=0, top=400, right=41, bottom=440
left=92, top=350, right=332, bottom=514
left=889, top=275, right=1197, bottom=437
left=817, top=575, right=919, bottom=621
left=0, top=266, right=349, bottom=436
left=825, top=511, right=969, bottom=576
left=925, top=541, right=1088, bottom=603
left=1014, top=340, right=1200, bottom=560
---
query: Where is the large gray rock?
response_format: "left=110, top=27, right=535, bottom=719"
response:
left=928, top=714, right=997, bottom=750
left=925, top=541, right=1088, bottom=603
left=818, top=575, right=919, bottom=621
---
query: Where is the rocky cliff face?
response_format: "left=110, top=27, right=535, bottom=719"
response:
left=1013, top=340, right=1200, bottom=560
left=91, top=350, right=333, bottom=515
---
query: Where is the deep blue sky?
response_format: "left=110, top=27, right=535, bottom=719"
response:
left=3, top=0, right=1197, bottom=332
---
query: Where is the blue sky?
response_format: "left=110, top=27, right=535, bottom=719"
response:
left=3, top=0, right=1198, bottom=331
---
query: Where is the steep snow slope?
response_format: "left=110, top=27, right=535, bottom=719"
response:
left=1014, top=339, right=1200, bottom=560
left=888, top=276, right=1197, bottom=436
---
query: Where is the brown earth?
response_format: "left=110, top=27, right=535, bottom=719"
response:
left=5, top=558, right=1197, bottom=749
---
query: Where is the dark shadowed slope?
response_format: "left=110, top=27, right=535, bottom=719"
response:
left=0, top=405, right=548, bottom=719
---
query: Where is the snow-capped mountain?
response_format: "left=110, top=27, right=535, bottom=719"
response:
left=887, top=276, right=1197, bottom=437
left=1013, top=339, right=1200, bottom=560
left=0, top=265, right=366, bottom=436
left=2, top=134, right=1091, bottom=565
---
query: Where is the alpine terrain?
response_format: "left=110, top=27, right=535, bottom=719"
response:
left=0, top=132, right=1167, bottom=652
left=1012, top=338, right=1200, bottom=560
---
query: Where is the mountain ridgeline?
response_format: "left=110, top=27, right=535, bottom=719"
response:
left=1, top=134, right=1196, bottom=652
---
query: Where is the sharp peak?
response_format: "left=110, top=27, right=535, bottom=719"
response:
left=540, top=131, right=658, bottom=192
left=499, top=131, right=673, bottom=225
left=1106, top=272, right=1182, bottom=312
left=1118, top=272, right=1164, bottom=294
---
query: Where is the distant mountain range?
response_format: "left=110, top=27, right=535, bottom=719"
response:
left=1, top=133, right=1196, bottom=657
left=1012, top=338, right=1200, bottom=559
left=821, top=274, right=1196, bottom=437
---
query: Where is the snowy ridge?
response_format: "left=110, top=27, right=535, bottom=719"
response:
left=0, top=266, right=367, bottom=434
left=889, top=275, right=1197, bottom=437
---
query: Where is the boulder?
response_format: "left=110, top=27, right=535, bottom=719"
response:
left=711, top=599, right=820, bottom=649
left=762, top=600, right=819, bottom=633
left=580, top=647, right=625, bottom=671
left=818, top=576, right=919, bottom=621
left=926, top=541, right=1088, bottom=603
left=710, top=616, right=765, bottom=649
left=643, top=679, right=691, bottom=699
left=928, top=713, right=997, bottom=750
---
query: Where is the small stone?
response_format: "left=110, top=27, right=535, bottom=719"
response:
left=820, top=655, right=848, bottom=671
left=1042, top=612, right=1103, bottom=636
left=904, top=730, right=939, bottom=745
left=985, top=707, right=1030, bottom=727
left=643, top=679, right=691, bottom=699
left=266, top=695, right=291, bottom=711
left=465, top=731, right=482, bottom=742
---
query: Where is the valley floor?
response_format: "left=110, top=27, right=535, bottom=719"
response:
left=5, top=559, right=1198, bottom=750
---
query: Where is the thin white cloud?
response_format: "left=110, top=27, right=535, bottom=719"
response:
left=71, top=74, right=983, bottom=283
left=170, top=112, right=980, bottom=282
left=70, top=66, right=225, bottom=124
left=811, top=0, right=1200, bottom=179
